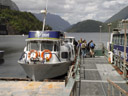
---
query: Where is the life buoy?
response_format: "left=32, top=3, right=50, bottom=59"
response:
left=28, top=50, right=38, bottom=59
left=41, top=49, right=52, bottom=60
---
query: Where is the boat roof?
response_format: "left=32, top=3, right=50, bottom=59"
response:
left=26, top=38, right=60, bottom=42
left=65, top=37, right=75, bottom=39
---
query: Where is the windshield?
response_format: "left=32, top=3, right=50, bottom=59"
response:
left=41, top=41, right=53, bottom=51
left=65, top=38, right=72, bottom=43
left=30, top=41, right=40, bottom=50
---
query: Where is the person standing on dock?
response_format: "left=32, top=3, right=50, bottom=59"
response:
left=74, top=39, right=78, bottom=53
left=81, top=40, right=87, bottom=57
left=89, top=40, right=95, bottom=57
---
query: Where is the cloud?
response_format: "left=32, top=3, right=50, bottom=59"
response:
left=12, top=0, right=128, bottom=24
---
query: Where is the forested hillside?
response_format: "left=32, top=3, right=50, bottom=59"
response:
left=67, top=20, right=103, bottom=32
left=67, top=19, right=120, bottom=32
left=0, top=9, right=52, bottom=35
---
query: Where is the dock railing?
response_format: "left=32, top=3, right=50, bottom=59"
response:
left=94, top=42, right=105, bottom=56
left=107, top=79, right=128, bottom=96
left=62, top=47, right=81, bottom=96
left=104, top=46, right=109, bottom=58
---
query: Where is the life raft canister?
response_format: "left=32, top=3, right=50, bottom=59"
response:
left=41, top=49, right=52, bottom=61
left=28, top=49, right=38, bottom=59
left=108, top=56, right=111, bottom=63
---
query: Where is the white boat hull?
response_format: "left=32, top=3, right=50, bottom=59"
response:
left=20, top=62, right=71, bottom=81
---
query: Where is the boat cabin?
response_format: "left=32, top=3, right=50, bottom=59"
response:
left=21, top=31, right=74, bottom=64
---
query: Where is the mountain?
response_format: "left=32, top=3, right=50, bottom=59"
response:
left=0, top=0, right=19, bottom=10
left=33, top=13, right=71, bottom=31
left=105, top=6, right=128, bottom=23
left=67, top=20, right=103, bottom=32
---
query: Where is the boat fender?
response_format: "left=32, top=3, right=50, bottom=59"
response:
left=41, top=49, right=52, bottom=61
left=28, top=50, right=38, bottom=59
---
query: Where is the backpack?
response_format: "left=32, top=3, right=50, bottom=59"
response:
left=90, top=42, right=94, bottom=48
left=81, top=43, right=86, bottom=48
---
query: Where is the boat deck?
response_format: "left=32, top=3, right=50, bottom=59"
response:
left=80, top=56, right=128, bottom=96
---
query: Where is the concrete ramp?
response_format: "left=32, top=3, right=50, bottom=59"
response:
left=0, top=81, right=65, bottom=96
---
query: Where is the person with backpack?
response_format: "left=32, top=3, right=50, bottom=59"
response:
left=89, top=40, right=95, bottom=57
left=81, top=40, right=87, bottom=57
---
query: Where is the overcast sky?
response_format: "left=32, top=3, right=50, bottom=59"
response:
left=12, top=0, right=128, bottom=24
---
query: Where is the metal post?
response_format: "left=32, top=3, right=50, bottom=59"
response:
left=119, top=92, right=122, bottom=96
left=122, top=20, right=127, bottom=79
left=108, top=23, right=112, bottom=42
left=108, top=83, right=110, bottom=96
left=108, top=23, right=112, bottom=51
left=112, top=86, right=114, bottom=96
left=99, top=26, right=102, bottom=42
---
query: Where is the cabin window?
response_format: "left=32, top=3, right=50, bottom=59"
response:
left=41, top=41, right=53, bottom=51
left=117, top=36, right=120, bottom=45
left=27, top=42, right=29, bottom=51
left=61, top=52, right=68, bottom=59
left=127, top=35, right=128, bottom=46
left=120, top=36, right=122, bottom=45
left=115, top=36, right=117, bottom=44
left=118, top=36, right=121, bottom=45
left=113, top=36, right=115, bottom=44
left=114, top=37, right=116, bottom=44
left=65, top=38, right=72, bottom=43
left=112, top=37, right=114, bottom=43
left=122, top=36, right=124, bottom=45
left=116, top=36, right=118, bottom=45
left=30, top=41, right=40, bottom=50
left=54, top=42, right=59, bottom=51
left=69, top=52, right=71, bottom=58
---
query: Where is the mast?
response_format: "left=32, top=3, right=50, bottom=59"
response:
left=41, top=0, right=48, bottom=33
left=41, top=9, right=47, bottom=32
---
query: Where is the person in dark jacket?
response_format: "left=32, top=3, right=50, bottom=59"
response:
left=88, top=40, right=95, bottom=57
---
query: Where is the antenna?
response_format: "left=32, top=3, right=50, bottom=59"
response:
left=41, top=0, right=48, bottom=32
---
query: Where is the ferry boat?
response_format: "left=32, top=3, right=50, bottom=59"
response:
left=18, top=31, right=75, bottom=81
left=108, top=20, right=128, bottom=69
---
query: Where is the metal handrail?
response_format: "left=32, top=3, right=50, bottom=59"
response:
left=62, top=47, right=81, bottom=96
left=107, top=79, right=128, bottom=96
left=44, top=52, right=61, bottom=62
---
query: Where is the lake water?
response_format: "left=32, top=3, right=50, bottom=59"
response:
left=0, top=32, right=109, bottom=78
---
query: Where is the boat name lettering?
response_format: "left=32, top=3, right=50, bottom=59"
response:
left=40, top=33, right=49, bottom=37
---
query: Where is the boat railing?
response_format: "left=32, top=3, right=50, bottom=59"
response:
left=107, top=79, right=128, bottom=96
left=44, top=52, right=61, bottom=62
left=19, top=52, right=27, bottom=63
